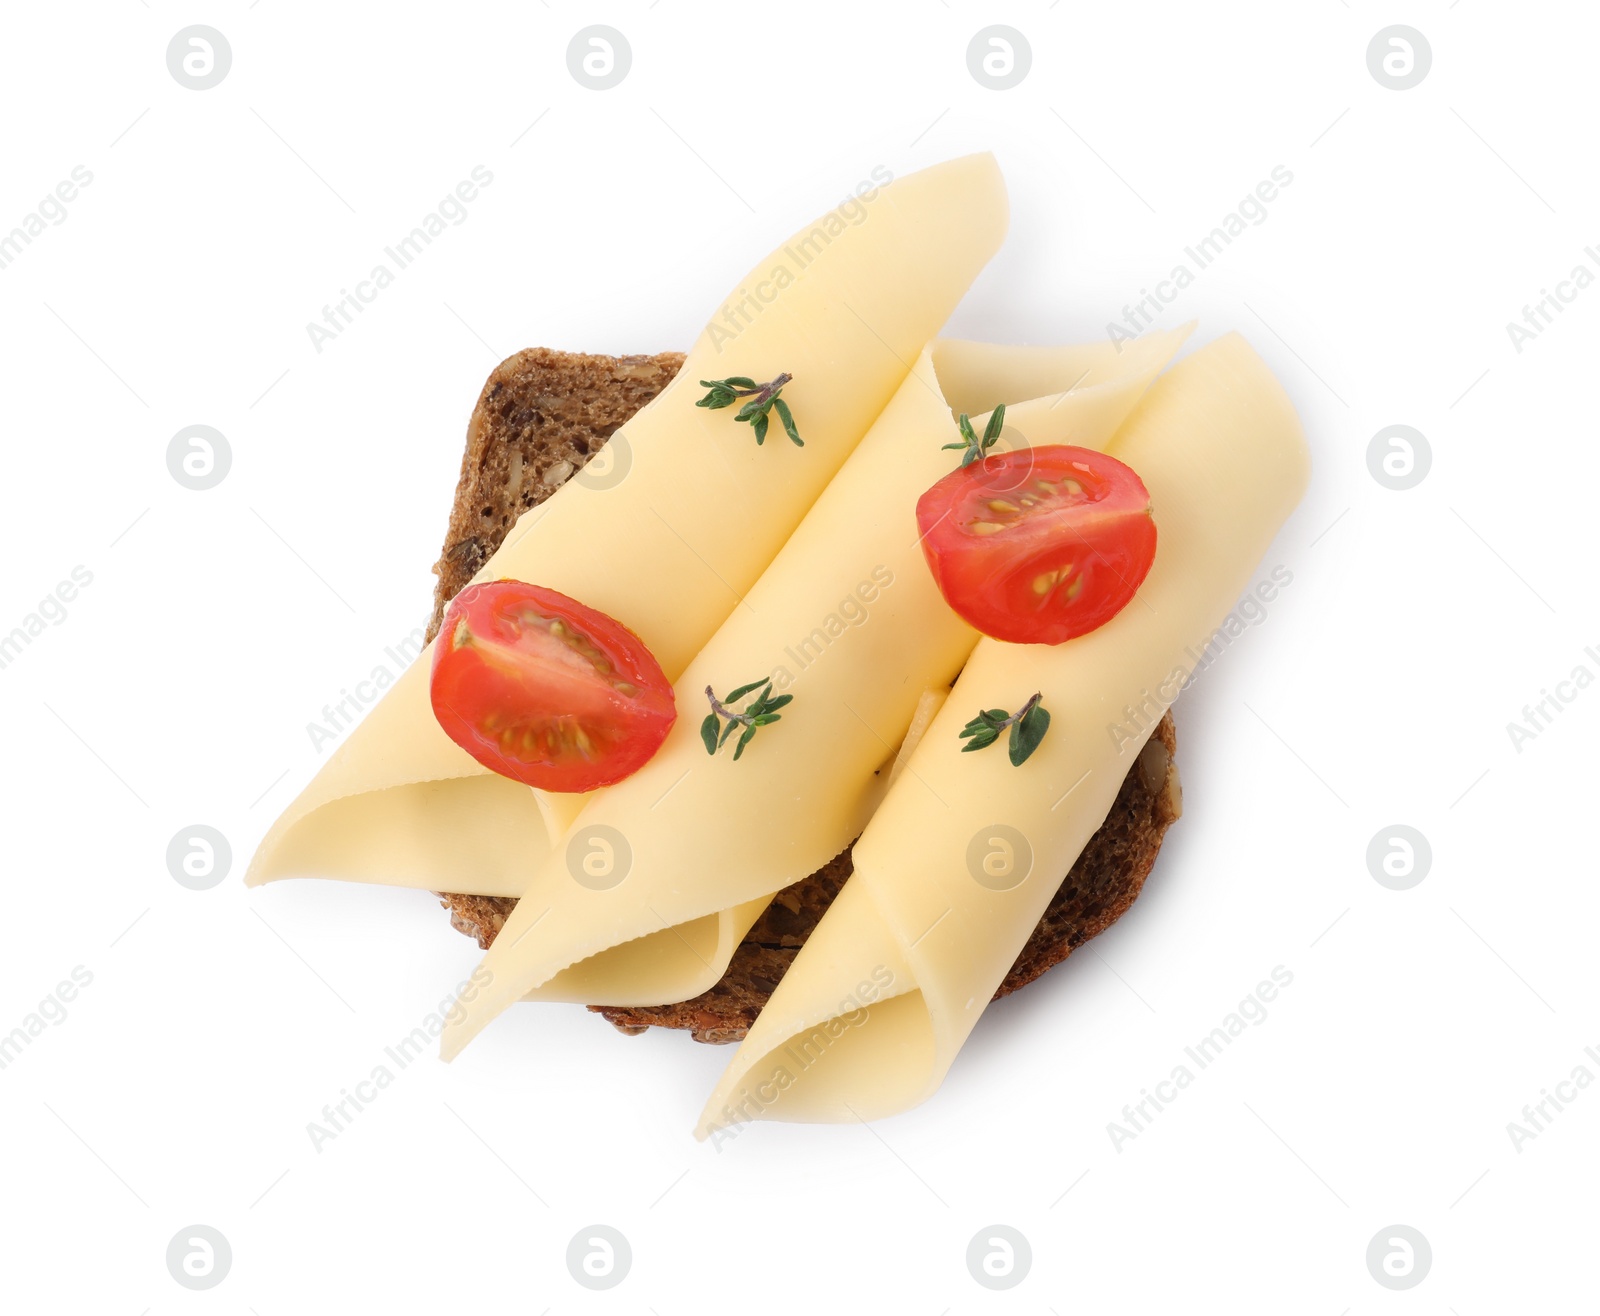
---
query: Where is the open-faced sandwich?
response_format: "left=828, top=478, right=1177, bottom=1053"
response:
left=248, top=155, right=1309, bottom=1139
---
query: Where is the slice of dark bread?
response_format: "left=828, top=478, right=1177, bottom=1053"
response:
left=430, top=349, right=1182, bottom=1043
left=429, top=347, right=688, bottom=627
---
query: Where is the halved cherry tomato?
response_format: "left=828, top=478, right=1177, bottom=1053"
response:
left=430, top=582, right=676, bottom=791
left=916, top=445, right=1157, bottom=645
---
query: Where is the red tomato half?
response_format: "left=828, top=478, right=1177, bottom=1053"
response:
left=916, top=445, right=1157, bottom=645
left=430, top=582, right=676, bottom=791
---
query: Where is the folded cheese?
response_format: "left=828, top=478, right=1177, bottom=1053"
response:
left=246, top=155, right=1010, bottom=896
left=694, top=333, right=1310, bottom=1137
left=438, top=328, right=1192, bottom=1049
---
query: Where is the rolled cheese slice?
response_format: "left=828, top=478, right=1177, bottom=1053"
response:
left=440, top=327, right=1192, bottom=1049
left=694, top=333, right=1310, bottom=1137
left=246, top=155, right=1010, bottom=896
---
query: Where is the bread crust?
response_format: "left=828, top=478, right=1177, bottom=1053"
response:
left=432, top=348, right=1181, bottom=1042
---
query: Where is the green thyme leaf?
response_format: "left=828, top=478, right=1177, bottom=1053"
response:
left=1009, top=705, right=1051, bottom=766
left=772, top=397, right=803, bottom=447
left=982, top=406, right=1005, bottom=447
left=705, top=680, right=793, bottom=762
left=733, top=722, right=759, bottom=760
left=959, top=692, right=1051, bottom=766
left=697, top=373, right=802, bottom=447
left=947, top=403, right=1007, bottom=470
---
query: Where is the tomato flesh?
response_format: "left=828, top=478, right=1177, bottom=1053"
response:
left=430, top=582, right=676, bottom=791
left=916, top=445, right=1157, bottom=645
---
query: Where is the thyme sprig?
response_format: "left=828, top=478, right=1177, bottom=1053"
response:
left=696, top=372, right=803, bottom=446
left=959, top=691, right=1051, bottom=766
left=701, top=680, right=793, bottom=760
left=941, top=403, right=1006, bottom=469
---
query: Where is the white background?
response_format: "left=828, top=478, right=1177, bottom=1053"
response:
left=1, top=1, right=1595, bottom=1310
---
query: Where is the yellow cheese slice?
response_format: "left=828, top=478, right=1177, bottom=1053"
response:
left=694, top=332, right=1310, bottom=1137
left=886, top=688, right=947, bottom=792
left=440, top=327, right=1193, bottom=1045
left=246, top=155, right=1009, bottom=896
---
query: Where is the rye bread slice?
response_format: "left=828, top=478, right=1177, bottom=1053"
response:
left=428, top=347, right=688, bottom=625
left=430, top=348, right=1182, bottom=1043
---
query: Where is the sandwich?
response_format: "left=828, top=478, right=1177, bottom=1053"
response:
left=430, top=346, right=1183, bottom=1043
left=246, top=154, right=1307, bottom=1136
